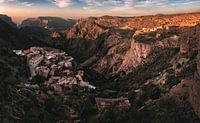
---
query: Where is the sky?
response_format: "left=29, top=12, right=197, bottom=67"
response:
left=0, top=0, right=200, bottom=24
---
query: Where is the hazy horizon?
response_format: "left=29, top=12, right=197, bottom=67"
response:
left=1, top=0, right=200, bottom=24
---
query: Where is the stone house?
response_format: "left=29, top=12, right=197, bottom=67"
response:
left=29, top=54, right=44, bottom=68
left=36, top=66, right=50, bottom=78
left=64, top=61, right=73, bottom=68
left=95, top=98, right=131, bottom=110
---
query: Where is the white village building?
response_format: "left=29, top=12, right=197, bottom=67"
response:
left=29, top=54, right=44, bottom=68
left=29, top=54, right=44, bottom=77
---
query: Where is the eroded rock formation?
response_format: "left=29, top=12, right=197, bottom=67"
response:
left=189, top=25, right=200, bottom=119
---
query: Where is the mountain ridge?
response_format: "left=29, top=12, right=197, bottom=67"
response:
left=20, top=16, right=76, bottom=30
left=1, top=13, right=200, bottom=122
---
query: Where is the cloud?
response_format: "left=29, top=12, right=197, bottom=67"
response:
left=110, top=0, right=135, bottom=11
left=124, top=0, right=134, bottom=8
left=180, top=0, right=200, bottom=5
left=102, top=0, right=123, bottom=5
left=111, top=0, right=170, bottom=10
left=52, top=0, right=72, bottom=8
left=0, top=0, right=34, bottom=7
left=81, top=0, right=124, bottom=10
left=21, top=2, right=34, bottom=7
left=81, top=0, right=103, bottom=7
left=0, top=0, right=16, bottom=3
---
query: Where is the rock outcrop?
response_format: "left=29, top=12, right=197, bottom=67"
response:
left=65, top=17, right=181, bottom=79
left=65, top=19, right=110, bottom=62
left=66, top=19, right=108, bottom=40
left=188, top=24, right=200, bottom=119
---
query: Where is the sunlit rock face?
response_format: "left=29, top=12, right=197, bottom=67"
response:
left=66, top=19, right=109, bottom=40
left=93, top=13, right=200, bottom=29
left=65, top=17, right=183, bottom=79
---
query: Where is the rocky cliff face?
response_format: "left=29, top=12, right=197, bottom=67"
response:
left=65, top=17, right=181, bottom=79
left=65, top=19, right=110, bottom=62
left=92, top=35, right=180, bottom=78
left=64, top=15, right=200, bottom=122
left=188, top=24, right=200, bottom=118
left=67, top=19, right=108, bottom=40
left=64, top=14, right=200, bottom=104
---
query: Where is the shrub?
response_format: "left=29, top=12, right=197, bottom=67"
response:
left=142, top=84, right=161, bottom=100
left=166, top=75, right=181, bottom=86
left=32, top=75, right=46, bottom=84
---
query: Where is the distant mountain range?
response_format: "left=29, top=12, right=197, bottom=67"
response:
left=20, top=17, right=76, bottom=30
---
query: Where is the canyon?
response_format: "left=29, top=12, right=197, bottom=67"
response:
left=1, top=12, right=200, bottom=123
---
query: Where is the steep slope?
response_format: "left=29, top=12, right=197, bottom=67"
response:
left=20, top=17, right=76, bottom=48
left=0, top=18, right=32, bottom=49
left=65, top=13, right=200, bottom=81
left=186, top=24, right=200, bottom=118
left=0, top=45, right=73, bottom=123
left=65, top=19, right=110, bottom=62
left=0, top=44, right=29, bottom=122
left=65, top=17, right=180, bottom=78
left=0, top=14, right=17, bottom=28
left=0, top=16, right=79, bottom=123
left=20, top=26, right=67, bottom=48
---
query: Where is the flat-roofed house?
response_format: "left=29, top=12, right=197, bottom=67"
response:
left=36, top=66, right=50, bottom=78
left=65, top=61, right=73, bottom=68
left=58, top=77, right=70, bottom=85
left=88, top=84, right=96, bottom=90
left=29, top=55, right=44, bottom=77
left=13, top=50, right=23, bottom=55
left=29, top=54, right=44, bottom=68
left=95, top=98, right=131, bottom=110
left=79, top=81, right=89, bottom=87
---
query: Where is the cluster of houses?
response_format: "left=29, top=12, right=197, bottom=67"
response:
left=95, top=97, right=131, bottom=110
left=13, top=47, right=96, bottom=91
left=134, top=25, right=170, bottom=37
left=13, top=47, right=132, bottom=110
